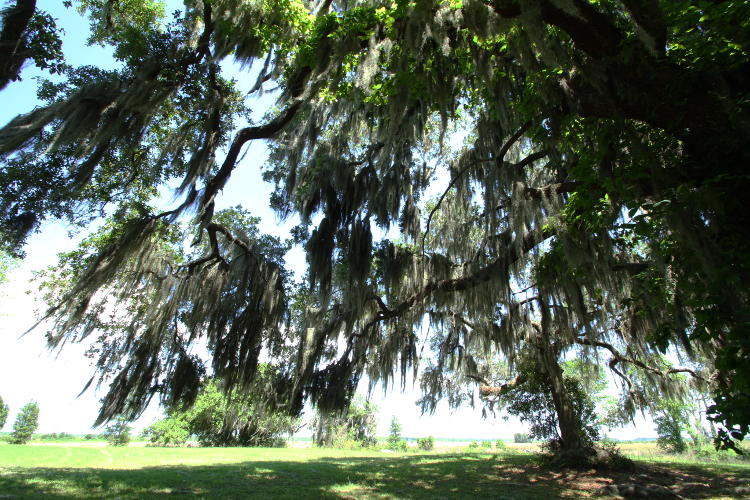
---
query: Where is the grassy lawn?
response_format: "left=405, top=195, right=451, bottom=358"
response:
left=0, top=444, right=749, bottom=499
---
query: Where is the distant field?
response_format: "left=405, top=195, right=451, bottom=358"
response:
left=1, top=442, right=748, bottom=499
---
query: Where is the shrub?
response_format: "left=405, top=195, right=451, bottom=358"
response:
left=495, top=439, right=506, bottom=450
left=10, top=401, right=39, bottom=444
left=467, top=441, right=480, bottom=450
left=103, top=418, right=131, bottom=447
left=513, top=433, right=531, bottom=443
left=417, top=436, right=434, bottom=451
left=391, top=439, right=409, bottom=452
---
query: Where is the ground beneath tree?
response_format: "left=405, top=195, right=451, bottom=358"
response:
left=1, top=445, right=748, bottom=499
left=489, top=459, right=750, bottom=499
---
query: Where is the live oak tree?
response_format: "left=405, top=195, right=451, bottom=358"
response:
left=1, top=0, right=748, bottom=453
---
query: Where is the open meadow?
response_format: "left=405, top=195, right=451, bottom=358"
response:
left=1, top=442, right=749, bottom=499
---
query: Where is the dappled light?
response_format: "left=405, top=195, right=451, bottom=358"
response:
left=1, top=447, right=749, bottom=499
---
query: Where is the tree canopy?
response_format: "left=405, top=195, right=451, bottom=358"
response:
left=1, top=0, right=748, bottom=451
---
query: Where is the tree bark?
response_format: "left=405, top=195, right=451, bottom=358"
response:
left=535, top=306, right=585, bottom=451
left=537, top=341, right=583, bottom=451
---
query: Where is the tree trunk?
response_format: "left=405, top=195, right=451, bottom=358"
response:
left=537, top=343, right=584, bottom=450
left=534, top=309, right=585, bottom=451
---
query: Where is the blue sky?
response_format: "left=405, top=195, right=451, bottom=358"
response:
left=0, top=2, right=656, bottom=440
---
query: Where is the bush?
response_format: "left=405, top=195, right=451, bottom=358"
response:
left=513, top=433, right=531, bottom=443
left=102, top=418, right=131, bottom=447
left=390, top=439, right=409, bottom=452
left=467, top=441, right=480, bottom=450
left=495, top=439, right=507, bottom=449
left=143, top=416, right=190, bottom=446
left=417, top=436, right=434, bottom=451
left=40, top=432, right=73, bottom=441
left=539, top=439, right=634, bottom=470
left=10, top=401, right=39, bottom=444
left=692, top=444, right=749, bottom=462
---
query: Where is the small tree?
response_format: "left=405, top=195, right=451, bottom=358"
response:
left=386, top=416, right=407, bottom=450
left=0, top=395, right=8, bottom=430
left=10, top=401, right=39, bottom=444
left=654, top=399, right=689, bottom=454
left=103, top=417, right=131, bottom=447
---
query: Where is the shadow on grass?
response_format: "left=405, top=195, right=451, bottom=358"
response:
left=1, top=452, right=748, bottom=499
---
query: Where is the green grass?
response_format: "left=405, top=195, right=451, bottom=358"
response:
left=0, top=444, right=748, bottom=499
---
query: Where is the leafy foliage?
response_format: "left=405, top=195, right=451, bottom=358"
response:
left=0, top=249, right=18, bottom=284
left=146, top=370, right=299, bottom=448
left=654, top=399, right=690, bottom=454
left=10, top=401, right=39, bottom=444
left=142, top=416, right=190, bottom=446
left=0, top=1, right=65, bottom=90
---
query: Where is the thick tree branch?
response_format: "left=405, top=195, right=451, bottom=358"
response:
left=484, top=0, right=623, bottom=59
left=0, top=0, right=35, bottom=90
left=620, top=0, right=666, bottom=56
left=478, top=374, right=527, bottom=397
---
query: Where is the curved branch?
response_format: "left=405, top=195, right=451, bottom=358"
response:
left=199, top=100, right=303, bottom=223
left=574, top=337, right=706, bottom=382
left=373, top=226, right=554, bottom=329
